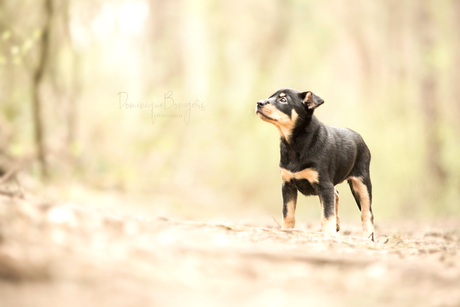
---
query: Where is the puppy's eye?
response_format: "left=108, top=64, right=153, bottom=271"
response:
left=279, top=97, right=288, bottom=104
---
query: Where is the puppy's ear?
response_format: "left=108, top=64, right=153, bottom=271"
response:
left=302, top=91, right=324, bottom=109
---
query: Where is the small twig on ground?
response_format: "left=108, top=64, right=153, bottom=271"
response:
left=0, top=166, right=19, bottom=185
left=272, top=216, right=281, bottom=229
left=0, top=166, right=24, bottom=198
left=0, top=188, right=24, bottom=197
left=375, top=235, right=390, bottom=244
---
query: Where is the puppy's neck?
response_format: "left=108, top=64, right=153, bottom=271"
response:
left=281, top=115, right=318, bottom=146
left=274, top=109, right=299, bottom=144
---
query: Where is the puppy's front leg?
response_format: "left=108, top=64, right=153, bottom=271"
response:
left=318, top=183, right=337, bottom=234
left=282, top=181, right=298, bottom=229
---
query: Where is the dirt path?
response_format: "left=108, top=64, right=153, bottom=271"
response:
left=0, top=194, right=459, bottom=307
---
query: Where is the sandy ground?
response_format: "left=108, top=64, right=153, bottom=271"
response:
left=0, top=194, right=459, bottom=307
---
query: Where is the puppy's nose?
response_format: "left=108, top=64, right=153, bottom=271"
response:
left=257, top=100, right=268, bottom=107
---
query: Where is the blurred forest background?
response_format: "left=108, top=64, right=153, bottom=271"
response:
left=0, top=0, right=459, bottom=224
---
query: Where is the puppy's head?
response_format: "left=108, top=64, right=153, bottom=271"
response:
left=255, top=88, right=324, bottom=141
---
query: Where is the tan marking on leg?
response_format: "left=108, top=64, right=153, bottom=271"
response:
left=282, top=200, right=296, bottom=229
left=319, top=198, right=337, bottom=235
left=335, top=189, right=340, bottom=232
left=349, top=177, right=374, bottom=240
left=279, top=167, right=319, bottom=184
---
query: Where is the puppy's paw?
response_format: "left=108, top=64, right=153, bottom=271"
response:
left=282, top=219, right=295, bottom=230
left=321, top=217, right=337, bottom=235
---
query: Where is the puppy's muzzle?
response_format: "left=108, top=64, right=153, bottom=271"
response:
left=257, top=100, right=269, bottom=108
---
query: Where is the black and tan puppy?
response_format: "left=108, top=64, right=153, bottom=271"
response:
left=255, top=88, right=374, bottom=241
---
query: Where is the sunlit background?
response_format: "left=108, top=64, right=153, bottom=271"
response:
left=1, top=0, right=459, bottom=225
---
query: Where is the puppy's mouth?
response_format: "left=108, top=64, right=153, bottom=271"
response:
left=256, top=109, right=277, bottom=122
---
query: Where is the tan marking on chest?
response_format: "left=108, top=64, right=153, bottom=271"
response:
left=279, top=167, right=319, bottom=184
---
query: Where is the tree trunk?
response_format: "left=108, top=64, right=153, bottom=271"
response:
left=453, top=0, right=460, bottom=129
left=61, top=0, right=78, bottom=168
left=417, top=0, right=446, bottom=190
left=32, top=0, right=53, bottom=180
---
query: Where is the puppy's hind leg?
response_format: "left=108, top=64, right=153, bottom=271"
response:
left=348, top=177, right=374, bottom=241
left=334, top=188, right=340, bottom=232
